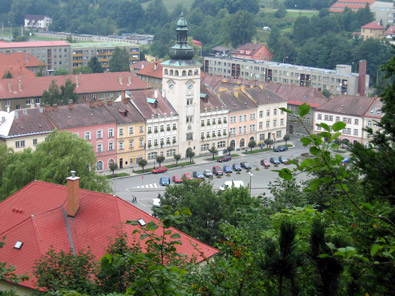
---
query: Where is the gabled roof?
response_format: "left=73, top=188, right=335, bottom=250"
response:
left=0, top=52, right=42, bottom=68
left=0, top=72, right=150, bottom=100
left=200, top=83, right=228, bottom=112
left=103, top=101, right=145, bottom=124
left=129, top=89, right=178, bottom=119
left=316, top=95, right=375, bottom=116
left=364, top=96, right=383, bottom=119
left=0, top=181, right=219, bottom=289
left=385, top=25, right=395, bottom=35
left=217, top=88, right=257, bottom=112
left=242, top=86, right=287, bottom=105
left=230, top=43, right=271, bottom=57
left=361, top=21, right=385, bottom=30
left=132, top=61, right=151, bottom=71
left=45, top=102, right=116, bottom=129
left=0, top=108, right=54, bottom=138
left=24, top=15, right=48, bottom=21
left=137, top=61, right=163, bottom=79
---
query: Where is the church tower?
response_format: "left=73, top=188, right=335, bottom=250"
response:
left=162, top=14, right=201, bottom=157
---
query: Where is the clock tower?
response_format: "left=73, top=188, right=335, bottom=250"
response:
left=162, top=14, right=201, bottom=157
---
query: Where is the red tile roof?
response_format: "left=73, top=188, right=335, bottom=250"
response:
left=0, top=181, right=219, bottom=290
left=361, top=21, right=385, bottom=30
left=231, top=43, right=266, bottom=57
left=200, top=83, right=227, bottom=112
left=385, top=25, right=395, bottom=35
left=364, top=96, right=383, bottom=119
left=0, top=72, right=150, bottom=100
left=0, top=52, right=42, bottom=68
left=330, top=0, right=376, bottom=12
left=0, top=41, right=68, bottom=49
left=132, top=61, right=151, bottom=71
left=137, top=61, right=163, bottom=79
left=317, top=95, right=375, bottom=116
left=6, top=108, right=54, bottom=137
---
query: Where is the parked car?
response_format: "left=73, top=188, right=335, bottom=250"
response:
left=172, top=175, right=183, bottom=184
left=212, top=166, right=223, bottom=176
left=217, top=155, right=232, bottom=162
left=193, top=171, right=205, bottom=179
left=240, top=162, right=252, bottom=170
left=279, top=156, right=289, bottom=164
left=270, top=157, right=280, bottom=165
left=203, top=169, right=213, bottom=178
left=260, top=159, right=271, bottom=168
left=223, top=165, right=233, bottom=173
left=274, top=145, right=288, bottom=152
left=152, top=166, right=168, bottom=174
left=159, top=177, right=170, bottom=186
left=183, top=173, right=193, bottom=180
left=219, top=180, right=245, bottom=191
left=232, top=163, right=242, bottom=171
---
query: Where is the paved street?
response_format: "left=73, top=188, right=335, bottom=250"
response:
left=110, top=139, right=310, bottom=214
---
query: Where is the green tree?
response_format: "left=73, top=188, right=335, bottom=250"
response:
left=322, top=88, right=332, bottom=98
left=222, top=10, right=257, bottom=48
left=248, top=140, right=256, bottom=151
left=275, top=3, right=287, bottom=18
left=227, top=145, right=234, bottom=154
left=53, top=68, right=68, bottom=76
left=73, top=66, right=92, bottom=74
left=156, top=155, right=165, bottom=166
left=109, top=161, right=118, bottom=176
left=138, top=158, right=147, bottom=172
left=60, top=78, right=78, bottom=105
left=173, top=153, right=181, bottom=166
left=186, top=148, right=195, bottom=163
left=264, top=138, right=273, bottom=148
left=42, top=80, right=60, bottom=106
left=209, top=145, right=218, bottom=160
left=283, top=134, right=290, bottom=145
left=88, top=56, right=104, bottom=73
left=109, top=47, right=130, bottom=72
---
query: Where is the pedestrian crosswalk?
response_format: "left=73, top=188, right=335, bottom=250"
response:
left=133, top=183, right=160, bottom=189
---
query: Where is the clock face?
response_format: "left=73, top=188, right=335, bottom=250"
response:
left=187, top=82, right=193, bottom=89
left=168, top=81, right=174, bottom=89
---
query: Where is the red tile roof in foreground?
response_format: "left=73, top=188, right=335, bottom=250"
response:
left=0, top=72, right=150, bottom=100
left=361, top=21, right=385, bottom=30
left=0, top=181, right=219, bottom=290
left=0, top=40, right=69, bottom=49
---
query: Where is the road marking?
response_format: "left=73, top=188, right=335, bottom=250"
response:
left=130, top=183, right=160, bottom=189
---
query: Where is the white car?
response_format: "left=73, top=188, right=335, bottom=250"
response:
left=219, top=180, right=245, bottom=191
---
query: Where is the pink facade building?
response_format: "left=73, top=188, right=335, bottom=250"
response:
left=45, top=101, right=117, bottom=171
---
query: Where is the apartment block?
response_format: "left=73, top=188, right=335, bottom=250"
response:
left=204, top=56, right=370, bottom=96
left=70, top=41, right=140, bottom=70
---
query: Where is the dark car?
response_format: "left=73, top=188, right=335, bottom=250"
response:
left=223, top=165, right=233, bottom=173
left=232, top=163, right=242, bottom=171
left=218, top=155, right=232, bottom=162
left=279, top=156, right=289, bottom=164
left=270, top=157, right=280, bottom=165
left=212, top=166, right=223, bottom=176
left=159, top=177, right=170, bottom=186
left=260, top=159, right=271, bottom=168
left=152, top=166, right=168, bottom=174
left=172, top=175, right=183, bottom=184
left=240, top=162, right=252, bottom=170
left=274, top=145, right=288, bottom=152
left=203, top=169, right=213, bottom=178
left=193, top=171, right=205, bottom=179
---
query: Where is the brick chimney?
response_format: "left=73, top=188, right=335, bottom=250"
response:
left=122, top=91, right=128, bottom=104
left=107, top=98, right=112, bottom=106
left=317, top=88, right=322, bottom=97
left=67, top=171, right=80, bottom=217
left=358, top=60, right=367, bottom=96
left=68, top=100, right=73, bottom=110
left=53, top=104, right=58, bottom=112
left=97, top=98, right=103, bottom=107
left=45, top=105, right=52, bottom=112
left=89, top=100, right=95, bottom=108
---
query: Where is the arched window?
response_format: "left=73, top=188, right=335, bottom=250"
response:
left=182, top=70, right=187, bottom=76
left=108, top=159, right=115, bottom=168
left=240, top=138, right=245, bottom=148
left=230, top=140, right=236, bottom=148
left=96, top=160, right=103, bottom=171
left=249, top=136, right=255, bottom=142
left=188, top=70, right=192, bottom=76
left=175, top=70, right=179, bottom=76
left=170, top=69, right=174, bottom=75
left=194, top=69, right=199, bottom=75
left=164, top=69, right=168, bottom=75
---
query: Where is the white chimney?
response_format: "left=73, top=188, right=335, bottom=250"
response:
left=119, top=74, right=123, bottom=85
left=75, top=76, right=79, bottom=87
left=18, top=80, right=22, bottom=91
left=8, top=82, right=12, bottom=92
left=128, top=73, right=132, bottom=84
left=154, top=90, right=158, bottom=99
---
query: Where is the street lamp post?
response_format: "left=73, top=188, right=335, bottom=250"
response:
left=249, top=172, right=253, bottom=195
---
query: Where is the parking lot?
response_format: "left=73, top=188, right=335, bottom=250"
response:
left=110, top=143, right=310, bottom=215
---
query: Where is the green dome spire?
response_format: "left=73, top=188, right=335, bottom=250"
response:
left=168, top=14, right=194, bottom=60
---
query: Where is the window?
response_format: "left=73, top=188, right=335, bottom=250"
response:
left=212, top=118, right=216, bottom=124
left=108, top=128, right=114, bottom=137
left=148, top=126, right=152, bottom=133
left=207, top=119, right=210, bottom=125
left=250, top=113, right=256, bottom=120
left=160, top=125, right=164, bottom=132
left=273, top=120, right=277, bottom=127
left=280, top=118, right=284, bottom=126
left=317, top=114, right=322, bottom=120
left=15, top=140, right=25, bottom=148
left=273, top=109, right=277, bottom=115
left=239, top=127, right=242, bottom=134
left=243, top=126, right=247, bottom=133
left=201, top=144, right=209, bottom=151
left=186, top=133, right=193, bottom=140
left=259, top=111, right=263, bottom=118
left=353, top=129, right=358, bottom=136
left=119, top=128, right=124, bottom=136
left=129, top=127, right=134, bottom=135
left=186, top=98, right=193, bottom=105
left=367, top=121, right=372, bottom=126
left=230, top=127, right=236, bottom=135
left=266, top=121, right=270, bottom=128
left=148, top=152, right=158, bottom=159
left=96, top=130, right=103, bottom=139
left=217, top=141, right=226, bottom=148
left=267, top=110, right=270, bottom=116
left=354, top=119, right=359, bottom=125
left=186, top=116, right=193, bottom=123
left=239, top=115, right=242, bottom=122
left=244, top=115, right=247, bottom=121
left=129, top=139, right=134, bottom=149
left=259, top=122, right=263, bottom=129
left=108, top=142, right=114, bottom=151
left=92, top=94, right=96, bottom=100
left=33, top=139, right=38, bottom=146
left=231, top=116, right=236, bottom=123
left=324, top=115, right=329, bottom=121
left=260, top=133, right=265, bottom=141
left=85, top=131, right=91, bottom=140
left=329, top=116, right=333, bottom=122
left=336, top=116, right=340, bottom=122
left=276, top=131, right=282, bottom=138
left=154, top=126, right=158, bottom=133
left=96, top=161, right=103, bottom=170
left=139, top=126, right=143, bottom=133
left=167, top=149, right=176, bottom=157
left=119, top=141, right=124, bottom=150
left=173, top=123, right=177, bottom=130
left=97, top=144, right=103, bottom=153
left=250, top=124, right=255, bottom=132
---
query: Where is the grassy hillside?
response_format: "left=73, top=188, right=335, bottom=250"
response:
left=142, top=0, right=195, bottom=12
